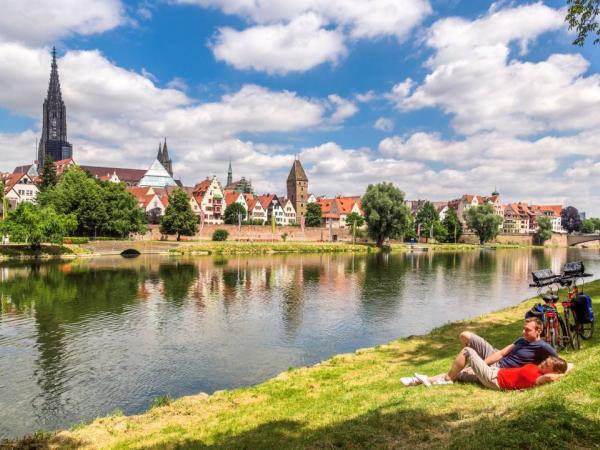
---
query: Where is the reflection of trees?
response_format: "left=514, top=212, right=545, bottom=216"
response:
left=280, top=262, right=304, bottom=338
left=358, top=253, right=407, bottom=320
left=0, top=263, right=143, bottom=424
left=159, top=263, right=198, bottom=304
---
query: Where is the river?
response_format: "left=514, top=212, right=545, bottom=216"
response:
left=1, top=248, right=599, bottom=439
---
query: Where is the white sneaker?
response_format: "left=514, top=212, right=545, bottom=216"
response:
left=432, top=378, right=453, bottom=385
left=400, top=376, right=420, bottom=386
left=414, top=373, right=431, bottom=387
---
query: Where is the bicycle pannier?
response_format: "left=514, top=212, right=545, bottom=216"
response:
left=572, top=294, right=594, bottom=324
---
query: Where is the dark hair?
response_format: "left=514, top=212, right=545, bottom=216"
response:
left=525, top=317, right=543, bottom=332
left=549, top=356, right=568, bottom=374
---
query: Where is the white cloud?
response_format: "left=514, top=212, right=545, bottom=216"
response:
left=0, top=0, right=124, bottom=45
left=374, top=117, right=394, bottom=132
left=395, top=3, right=600, bottom=136
left=327, top=94, right=358, bottom=124
left=211, top=13, right=346, bottom=75
left=182, top=0, right=431, bottom=74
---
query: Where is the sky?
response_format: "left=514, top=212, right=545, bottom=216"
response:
left=1, top=0, right=599, bottom=215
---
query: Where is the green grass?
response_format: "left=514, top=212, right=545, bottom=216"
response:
left=5, top=282, right=600, bottom=449
left=171, top=241, right=373, bottom=255
left=0, top=244, right=72, bottom=258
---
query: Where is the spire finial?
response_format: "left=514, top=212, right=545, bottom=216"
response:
left=52, top=46, right=57, bottom=66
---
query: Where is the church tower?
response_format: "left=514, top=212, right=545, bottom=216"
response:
left=157, top=137, right=173, bottom=177
left=227, top=159, right=233, bottom=187
left=286, top=157, right=308, bottom=218
left=38, top=47, right=72, bottom=166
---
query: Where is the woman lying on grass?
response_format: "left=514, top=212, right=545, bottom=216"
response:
left=402, top=346, right=570, bottom=390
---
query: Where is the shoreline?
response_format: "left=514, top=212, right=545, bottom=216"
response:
left=5, top=280, right=599, bottom=449
left=0, top=241, right=587, bottom=262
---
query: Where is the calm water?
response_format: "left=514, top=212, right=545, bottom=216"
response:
left=1, top=248, right=600, bottom=439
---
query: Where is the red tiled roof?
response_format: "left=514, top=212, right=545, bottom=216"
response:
left=530, top=204, right=562, bottom=217
left=257, top=194, right=277, bottom=210
left=81, top=165, right=146, bottom=183
left=225, top=191, right=242, bottom=206
left=3, top=172, right=26, bottom=192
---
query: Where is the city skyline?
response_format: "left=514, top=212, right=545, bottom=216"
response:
left=1, top=1, right=600, bottom=214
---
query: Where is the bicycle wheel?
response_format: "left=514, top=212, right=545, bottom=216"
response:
left=565, top=312, right=580, bottom=351
left=580, top=321, right=594, bottom=340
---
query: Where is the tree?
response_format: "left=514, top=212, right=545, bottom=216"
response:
left=39, top=154, right=58, bottom=191
left=431, top=220, right=448, bottom=243
left=536, top=216, right=553, bottom=245
left=0, top=180, right=7, bottom=220
left=223, top=202, right=247, bottom=225
left=0, top=202, right=76, bottom=250
left=582, top=217, right=600, bottom=233
left=39, top=166, right=146, bottom=238
left=362, top=182, right=413, bottom=246
left=346, top=212, right=365, bottom=244
left=160, top=189, right=197, bottom=241
left=305, top=202, right=323, bottom=227
left=566, top=0, right=600, bottom=46
left=443, top=208, right=463, bottom=243
left=415, top=201, right=439, bottom=237
left=464, top=203, right=503, bottom=244
left=212, top=229, right=229, bottom=241
left=561, top=206, right=582, bottom=233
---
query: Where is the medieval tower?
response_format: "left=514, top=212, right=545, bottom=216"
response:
left=286, top=157, right=308, bottom=218
left=38, top=47, right=72, bottom=166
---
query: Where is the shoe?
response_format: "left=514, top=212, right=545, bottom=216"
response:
left=400, top=376, right=420, bottom=386
left=432, top=378, right=453, bottom=385
left=414, top=373, right=431, bottom=387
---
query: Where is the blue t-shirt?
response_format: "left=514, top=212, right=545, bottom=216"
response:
left=498, top=338, right=558, bottom=368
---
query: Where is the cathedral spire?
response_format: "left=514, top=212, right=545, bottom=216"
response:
left=157, top=137, right=173, bottom=177
left=157, top=141, right=163, bottom=160
left=227, top=158, right=233, bottom=186
left=38, top=46, right=72, bottom=166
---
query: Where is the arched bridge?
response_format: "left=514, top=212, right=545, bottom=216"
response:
left=567, top=234, right=600, bottom=247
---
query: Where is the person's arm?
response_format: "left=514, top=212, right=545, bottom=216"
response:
left=535, top=373, right=565, bottom=385
left=484, top=343, right=514, bottom=365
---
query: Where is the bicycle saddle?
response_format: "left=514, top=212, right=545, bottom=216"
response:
left=543, top=294, right=558, bottom=303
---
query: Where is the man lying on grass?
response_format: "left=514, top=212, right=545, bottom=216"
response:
left=450, top=317, right=556, bottom=384
left=404, top=352, right=568, bottom=390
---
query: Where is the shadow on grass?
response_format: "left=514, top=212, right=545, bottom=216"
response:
left=134, top=399, right=600, bottom=450
left=0, top=432, right=83, bottom=450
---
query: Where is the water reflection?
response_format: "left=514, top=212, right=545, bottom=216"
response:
left=1, top=248, right=599, bottom=439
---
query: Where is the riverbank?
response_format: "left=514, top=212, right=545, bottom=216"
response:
left=7, top=281, right=599, bottom=449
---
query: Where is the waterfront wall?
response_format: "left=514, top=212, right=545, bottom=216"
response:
left=136, top=224, right=355, bottom=242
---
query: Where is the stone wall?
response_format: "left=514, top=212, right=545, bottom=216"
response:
left=460, top=232, right=567, bottom=246
left=137, top=224, right=354, bottom=242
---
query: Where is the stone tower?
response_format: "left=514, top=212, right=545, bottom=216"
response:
left=38, top=47, right=72, bottom=166
left=227, top=159, right=233, bottom=186
left=286, top=157, right=308, bottom=218
left=157, top=137, right=173, bottom=177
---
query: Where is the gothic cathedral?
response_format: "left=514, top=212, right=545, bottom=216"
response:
left=38, top=47, right=72, bottom=166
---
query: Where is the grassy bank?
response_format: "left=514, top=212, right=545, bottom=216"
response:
left=0, top=244, right=73, bottom=259
left=7, top=281, right=600, bottom=449
left=389, top=242, right=542, bottom=252
left=172, top=241, right=373, bottom=255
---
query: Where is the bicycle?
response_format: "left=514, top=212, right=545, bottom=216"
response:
left=530, top=261, right=594, bottom=351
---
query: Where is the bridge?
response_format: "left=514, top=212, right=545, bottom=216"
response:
left=567, top=234, right=600, bottom=247
left=76, top=240, right=186, bottom=255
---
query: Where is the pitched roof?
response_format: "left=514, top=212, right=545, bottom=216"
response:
left=81, top=165, right=146, bottom=183
left=287, top=159, right=308, bottom=182
left=257, top=194, right=277, bottom=210
left=225, top=191, right=242, bottom=206
left=3, top=172, right=27, bottom=192
left=530, top=204, right=562, bottom=217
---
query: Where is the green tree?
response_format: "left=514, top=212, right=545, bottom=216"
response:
left=431, top=220, right=448, bottom=243
left=0, top=202, right=76, bottom=250
left=305, top=202, right=323, bottom=227
left=39, top=154, right=58, bottom=191
left=464, top=203, right=503, bottom=245
left=362, top=182, right=413, bottom=247
left=223, top=202, right=247, bottom=225
left=101, top=181, right=147, bottom=237
left=346, top=212, right=365, bottom=244
left=536, top=216, right=553, bottom=245
left=415, top=201, right=439, bottom=237
left=0, top=180, right=7, bottom=220
left=582, top=217, right=600, bottom=233
left=160, top=189, right=197, bottom=241
left=566, top=0, right=600, bottom=46
left=39, top=166, right=146, bottom=238
left=442, top=208, right=462, bottom=243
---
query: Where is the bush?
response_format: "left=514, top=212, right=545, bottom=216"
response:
left=64, top=237, right=89, bottom=244
left=212, top=229, right=229, bottom=241
left=281, top=232, right=289, bottom=242
left=150, top=394, right=172, bottom=409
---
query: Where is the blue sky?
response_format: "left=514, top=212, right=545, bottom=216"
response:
left=1, top=0, right=599, bottom=214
